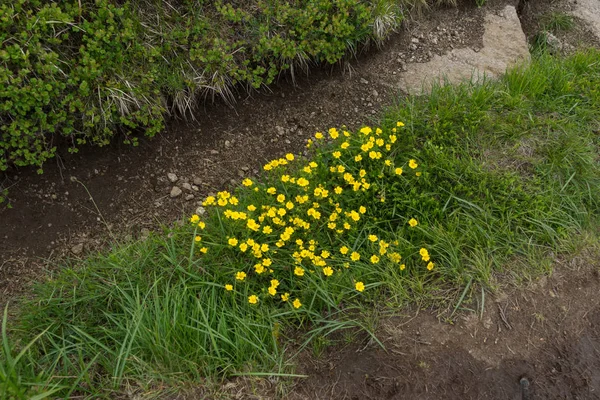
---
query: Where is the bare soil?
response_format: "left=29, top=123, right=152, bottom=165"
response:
left=1, top=0, right=600, bottom=398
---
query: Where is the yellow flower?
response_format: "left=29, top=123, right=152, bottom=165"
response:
left=370, top=255, right=380, bottom=264
left=329, top=127, right=339, bottom=139
left=197, top=221, right=206, bottom=229
left=419, top=248, right=429, bottom=257
left=350, top=252, right=360, bottom=261
left=334, top=186, right=343, bottom=195
left=248, top=295, right=259, bottom=304
left=247, top=204, right=257, bottom=211
left=267, top=187, right=277, bottom=195
left=254, top=263, right=265, bottom=274
left=328, top=222, right=336, bottom=229
left=190, top=214, right=200, bottom=223
left=333, top=151, right=341, bottom=159
left=360, top=126, right=372, bottom=135
left=268, top=287, right=277, bottom=296
left=395, top=168, right=403, bottom=175
left=397, top=121, right=405, bottom=127
left=294, top=266, right=305, bottom=276
left=195, top=236, right=202, bottom=242
left=281, top=293, right=290, bottom=302
left=359, top=206, right=366, bottom=214
left=427, top=262, right=434, bottom=271
left=262, top=257, right=272, bottom=266
left=228, top=238, right=238, bottom=246
left=409, top=159, right=418, bottom=169
left=236, top=271, right=247, bottom=281
left=322, top=266, right=334, bottom=276
left=400, top=264, right=406, bottom=271
left=376, top=138, right=384, bottom=146
left=200, top=247, right=208, bottom=254
left=239, top=243, right=248, bottom=252
left=385, top=160, right=392, bottom=166
left=341, top=142, right=350, bottom=149
left=416, top=172, right=422, bottom=177
left=293, top=298, right=302, bottom=309
left=286, top=153, right=295, bottom=161
left=355, top=155, right=363, bottom=162
left=270, top=279, right=280, bottom=288
left=225, top=284, right=233, bottom=291
left=409, top=218, right=418, bottom=227
left=203, top=196, right=216, bottom=206
left=368, top=234, right=378, bottom=242
left=263, top=226, right=273, bottom=234
left=276, top=194, right=285, bottom=203
left=355, top=282, right=365, bottom=292
left=359, top=169, right=367, bottom=178
left=297, top=177, right=309, bottom=187
left=315, top=132, right=324, bottom=139
left=340, top=246, right=349, bottom=255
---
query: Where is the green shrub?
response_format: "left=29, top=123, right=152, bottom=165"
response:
left=0, top=0, right=402, bottom=172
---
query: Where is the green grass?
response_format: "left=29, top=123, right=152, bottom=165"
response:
left=2, top=50, right=600, bottom=398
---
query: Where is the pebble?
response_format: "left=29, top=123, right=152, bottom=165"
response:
left=360, top=78, right=369, bottom=85
left=170, top=186, right=182, bottom=198
left=181, top=182, right=192, bottom=191
left=193, top=177, right=202, bottom=185
left=71, top=243, right=84, bottom=255
left=167, top=173, right=178, bottom=183
left=185, top=194, right=195, bottom=201
left=210, top=150, right=219, bottom=155
left=195, top=206, right=206, bottom=215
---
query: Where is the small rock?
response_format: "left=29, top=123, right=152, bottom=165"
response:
left=195, top=206, right=206, bottom=215
left=140, top=228, right=150, bottom=240
left=71, top=243, right=84, bottom=255
left=372, top=89, right=379, bottom=98
left=167, top=173, right=178, bottom=183
left=185, top=194, right=195, bottom=201
left=191, top=185, right=199, bottom=191
left=193, top=177, right=202, bottom=185
left=360, top=78, right=369, bottom=85
left=411, top=37, right=419, bottom=44
left=275, top=126, right=285, bottom=136
left=241, top=166, right=250, bottom=172
left=170, top=186, right=183, bottom=198
left=431, top=37, right=438, bottom=45
left=224, top=140, right=232, bottom=148
left=210, top=150, right=219, bottom=155
left=409, top=44, right=417, bottom=51
left=181, top=182, right=192, bottom=191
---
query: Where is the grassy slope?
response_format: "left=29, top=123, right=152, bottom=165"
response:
left=2, top=50, right=600, bottom=398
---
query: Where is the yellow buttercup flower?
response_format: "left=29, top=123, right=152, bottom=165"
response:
left=355, top=282, right=365, bottom=292
left=315, top=132, right=324, bottom=139
left=225, top=284, right=233, bottom=291
left=228, top=238, right=238, bottom=246
left=329, top=127, right=339, bottom=139
left=333, top=151, right=341, bottom=159
left=247, top=204, right=257, bottom=211
left=248, top=295, right=259, bottom=304
left=267, top=187, right=277, bottom=195
left=340, top=246, right=349, bottom=255
left=397, top=121, right=405, bottom=127
left=350, top=252, right=360, bottom=261
left=195, top=236, right=201, bottom=242
left=236, top=271, right=247, bottom=281
left=281, top=293, right=290, bottom=302
left=294, top=266, right=305, bottom=276
left=200, top=247, right=208, bottom=254
left=409, top=218, right=418, bottom=227
left=286, top=153, right=295, bottom=161
left=293, top=298, right=302, bottom=309
left=427, top=262, right=435, bottom=271
left=400, top=264, right=406, bottom=271
left=268, top=287, right=277, bottom=296
left=360, top=126, right=372, bottom=135
left=322, top=266, right=334, bottom=276
left=359, top=206, right=366, bottom=214
left=409, top=159, right=418, bottom=169
left=197, top=221, right=206, bottom=229
left=341, top=142, right=350, bottom=149
left=368, top=234, right=378, bottom=242
left=370, top=255, right=380, bottom=264
left=190, top=214, right=200, bottom=223
left=355, top=155, right=363, bottom=162
left=395, top=167, right=403, bottom=175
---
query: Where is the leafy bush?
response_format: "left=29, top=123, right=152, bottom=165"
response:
left=0, top=0, right=400, bottom=172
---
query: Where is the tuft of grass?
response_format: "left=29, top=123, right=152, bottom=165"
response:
left=3, top=50, right=600, bottom=397
left=541, top=11, right=575, bottom=33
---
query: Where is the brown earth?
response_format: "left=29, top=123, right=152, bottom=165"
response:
left=1, top=0, right=600, bottom=398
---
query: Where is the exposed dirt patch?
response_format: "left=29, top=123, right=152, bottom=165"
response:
left=289, top=253, right=600, bottom=400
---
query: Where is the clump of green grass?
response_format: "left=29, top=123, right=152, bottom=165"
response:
left=3, top=50, right=600, bottom=397
left=541, top=11, right=575, bottom=33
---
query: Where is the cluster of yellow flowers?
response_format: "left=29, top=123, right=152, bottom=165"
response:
left=189, top=123, right=434, bottom=309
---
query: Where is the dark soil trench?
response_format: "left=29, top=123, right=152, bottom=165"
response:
left=1, top=0, right=600, bottom=398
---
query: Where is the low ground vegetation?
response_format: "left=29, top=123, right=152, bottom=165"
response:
left=1, top=50, right=599, bottom=398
